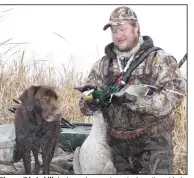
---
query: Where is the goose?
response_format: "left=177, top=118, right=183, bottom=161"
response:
left=73, top=110, right=116, bottom=174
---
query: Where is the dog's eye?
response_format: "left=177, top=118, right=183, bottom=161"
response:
left=42, top=96, right=49, bottom=101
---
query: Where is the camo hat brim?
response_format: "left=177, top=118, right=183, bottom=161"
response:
left=103, top=6, right=138, bottom=31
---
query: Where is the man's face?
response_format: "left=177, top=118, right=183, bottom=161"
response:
left=111, top=21, right=139, bottom=52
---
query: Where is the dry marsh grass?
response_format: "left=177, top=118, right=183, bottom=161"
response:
left=0, top=51, right=89, bottom=123
left=0, top=50, right=187, bottom=174
left=173, top=97, right=187, bottom=174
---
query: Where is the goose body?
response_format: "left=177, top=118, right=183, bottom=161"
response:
left=73, top=110, right=116, bottom=174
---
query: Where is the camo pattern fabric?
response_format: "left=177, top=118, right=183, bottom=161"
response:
left=79, top=48, right=186, bottom=134
left=109, top=132, right=174, bottom=174
left=79, top=36, right=186, bottom=174
left=103, top=6, right=138, bottom=30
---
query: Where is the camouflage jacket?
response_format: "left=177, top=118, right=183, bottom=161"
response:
left=79, top=36, right=186, bottom=141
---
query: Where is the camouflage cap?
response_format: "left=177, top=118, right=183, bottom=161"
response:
left=103, top=6, right=138, bottom=31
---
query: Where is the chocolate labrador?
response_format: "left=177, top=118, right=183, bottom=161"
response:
left=14, top=85, right=62, bottom=174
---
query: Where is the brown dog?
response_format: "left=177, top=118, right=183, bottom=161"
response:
left=14, top=85, right=62, bottom=174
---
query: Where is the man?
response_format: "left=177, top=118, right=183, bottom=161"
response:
left=79, top=6, right=186, bottom=174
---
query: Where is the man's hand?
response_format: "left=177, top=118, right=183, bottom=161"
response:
left=75, top=85, right=102, bottom=112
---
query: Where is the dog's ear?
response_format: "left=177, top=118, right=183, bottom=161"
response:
left=46, top=88, right=58, bottom=100
left=19, top=85, right=37, bottom=111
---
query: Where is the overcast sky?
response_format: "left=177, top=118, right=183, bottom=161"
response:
left=0, top=5, right=187, bottom=77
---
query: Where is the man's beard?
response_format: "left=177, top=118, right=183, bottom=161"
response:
left=115, top=28, right=139, bottom=52
left=116, top=36, right=139, bottom=52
